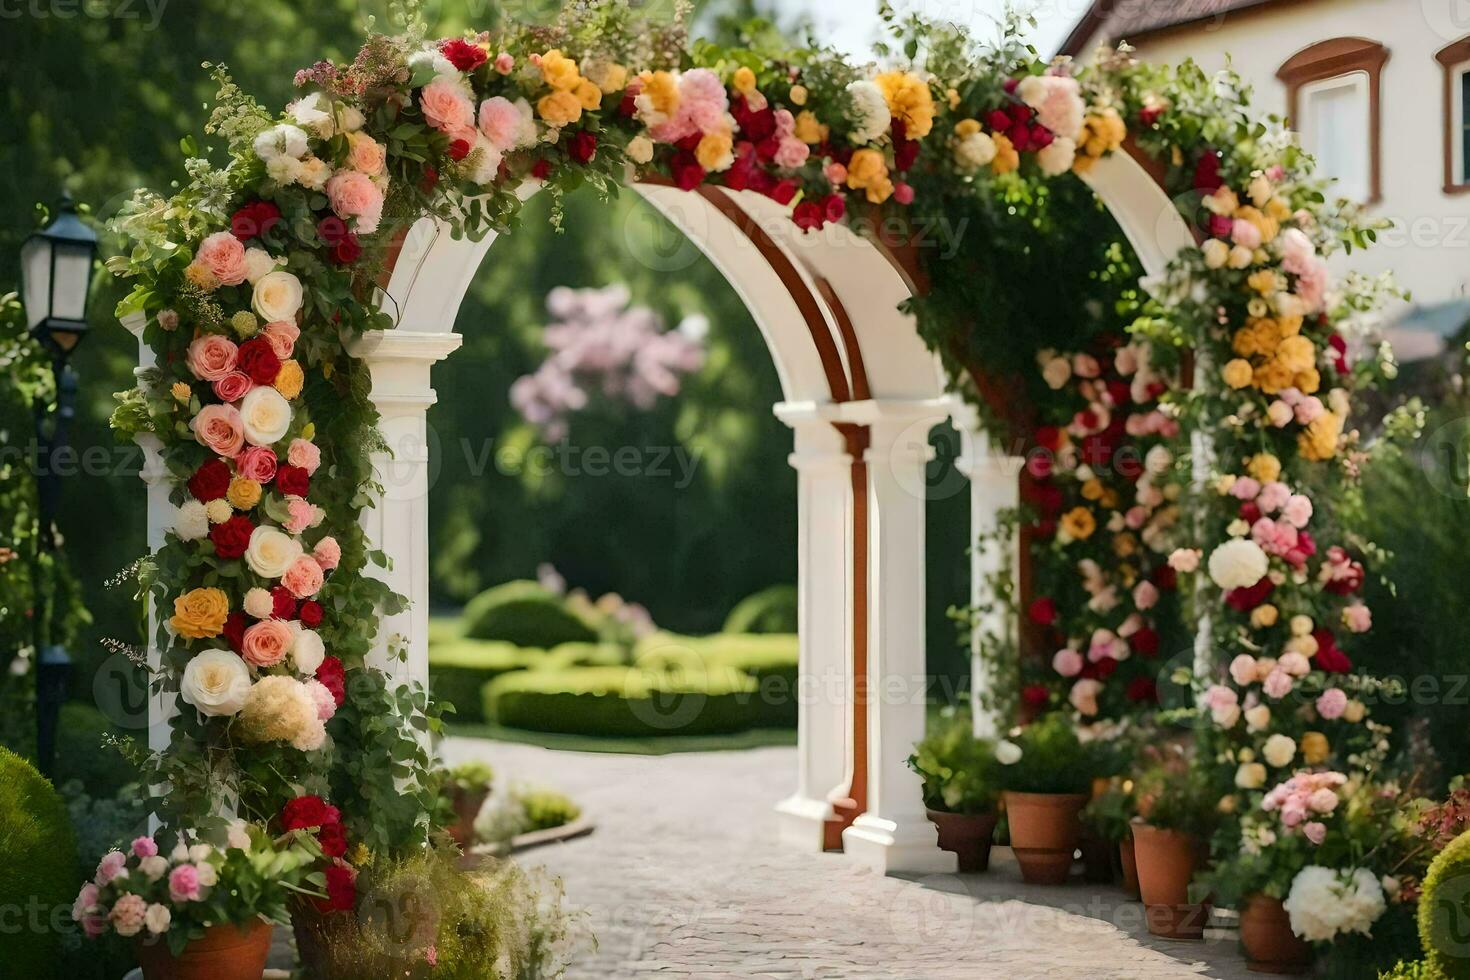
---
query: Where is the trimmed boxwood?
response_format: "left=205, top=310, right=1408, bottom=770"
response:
left=722, top=585, right=798, bottom=634
left=485, top=666, right=759, bottom=737
left=430, top=640, right=628, bottom=723
left=637, top=633, right=799, bottom=727
left=461, top=580, right=597, bottom=647
left=0, top=747, right=76, bottom=979
left=1421, top=829, right=1470, bottom=978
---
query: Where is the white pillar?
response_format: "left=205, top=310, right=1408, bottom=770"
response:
left=347, top=329, right=463, bottom=687
left=950, top=401, right=1020, bottom=740
left=772, top=401, right=851, bottom=850
left=838, top=398, right=955, bottom=875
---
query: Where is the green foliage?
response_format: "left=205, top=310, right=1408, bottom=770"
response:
left=446, top=760, right=495, bottom=795
left=907, top=708, right=1000, bottom=815
left=1083, top=778, right=1136, bottom=844
left=486, top=665, right=760, bottom=737
left=722, top=584, right=797, bottom=634
left=1381, top=961, right=1445, bottom=980
left=462, top=580, right=598, bottom=647
left=635, top=632, right=798, bottom=727
left=53, top=702, right=131, bottom=798
left=428, top=638, right=623, bottom=723
left=0, top=747, right=76, bottom=979
left=1135, top=760, right=1218, bottom=836
left=520, top=790, right=582, bottom=832
left=1421, top=830, right=1470, bottom=978
left=997, top=713, right=1095, bottom=796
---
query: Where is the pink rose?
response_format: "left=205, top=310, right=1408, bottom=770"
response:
left=190, top=404, right=245, bottom=458
left=186, top=334, right=239, bottom=382
left=1132, top=580, right=1159, bottom=611
left=212, top=370, right=253, bottom=403
left=478, top=96, right=524, bottom=151
left=1068, top=678, right=1103, bottom=717
left=282, top=555, right=325, bottom=599
left=824, top=161, right=847, bottom=185
left=494, top=52, right=514, bottom=74
left=1280, top=801, right=1306, bottom=828
left=1317, top=687, right=1348, bottom=720
left=168, top=864, right=201, bottom=903
left=72, top=882, right=100, bottom=922
left=1279, top=652, right=1311, bottom=677
left=236, top=446, right=278, bottom=484
left=95, top=850, right=127, bottom=886
left=261, top=320, right=300, bottom=360
left=1230, top=476, right=1261, bottom=500
left=774, top=136, right=810, bottom=169
left=1263, top=669, right=1293, bottom=699
left=287, top=438, right=321, bottom=475
left=420, top=77, right=475, bottom=137
left=1232, top=218, right=1262, bottom=250
left=1052, top=648, right=1083, bottom=678
left=1309, top=788, right=1340, bottom=814
left=1257, top=481, right=1291, bottom=514
left=347, top=133, right=386, bottom=176
left=1342, top=603, right=1372, bottom=633
left=283, top=496, right=315, bottom=534
left=305, top=678, right=337, bottom=721
left=1229, top=654, right=1258, bottom=687
left=1302, top=821, right=1327, bottom=845
left=131, top=836, right=158, bottom=859
left=326, top=170, right=384, bottom=234
left=1281, top=494, right=1313, bottom=529
left=241, top=619, right=293, bottom=667
left=1294, top=396, right=1325, bottom=424
left=195, top=231, right=250, bottom=286
left=1168, top=548, right=1201, bottom=573
left=313, top=536, right=341, bottom=571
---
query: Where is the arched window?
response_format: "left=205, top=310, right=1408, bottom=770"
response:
left=1436, top=37, right=1470, bottom=194
left=1277, top=37, right=1389, bottom=204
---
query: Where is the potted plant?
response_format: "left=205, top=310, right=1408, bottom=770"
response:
left=908, top=710, right=1002, bottom=872
left=441, top=760, right=495, bottom=849
left=996, top=713, right=1096, bottom=885
left=72, top=826, right=323, bottom=980
left=1085, top=777, right=1140, bottom=897
left=1132, top=757, right=1218, bottom=941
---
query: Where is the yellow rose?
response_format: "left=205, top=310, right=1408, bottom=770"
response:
left=1299, top=411, right=1344, bottom=461
left=1081, top=478, right=1104, bottom=501
left=539, top=49, right=581, bottom=92
left=874, top=71, right=935, bottom=139
left=1060, top=506, right=1097, bottom=541
left=1277, top=335, right=1316, bottom=375
left=732, top=66, right=757, bottom=95
left=847, top=148, right=889, bottom=190
left=273, top=359, right=305, bottom=400
left=1247, top=453, right=1281, bottom=483
left=574, top=78, right=603, bottom=112
left=1300, top=732, right=1330, bottom=766
left=1250, top=604, right=1279, bottom=629
left=226, top=476, right=262, bottom=511
left=1222, top=359, right=1254, bottom=389
left=1254, top=360, right=1295, bottom=395
left=1232, top=326, right=1260, bottom=358
left=170, top=587, right=230, bottom=640
left=954, top=118, right=981, bottom=138
left=1247, top=269, right=1279, bottom=295
left=1277, top=314, right=1303, bottom=337
left=695, top=130, right=734, bottom=172
left=793, top=110, right=827, bottom=145
left=990, top=132, right=1019, bottom=174
left=583, top=59, right=627, bottom=94
left=537, top=90, right=583, bottom=127
left=637, top=71, right=679, bottom=118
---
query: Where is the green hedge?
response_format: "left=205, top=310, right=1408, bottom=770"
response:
left=636, top=632, right=799, bottom=727
left=485, top=666, right=760, bottom=737
left=1422, top=829, right=1470, bottom=978
left=461, top=580, right=598, bottom=647
left=722, top=584, right=798, bottom=634
left=429, top=639, right=625, bottom=723
left=0, top=747, right=76, bottom=979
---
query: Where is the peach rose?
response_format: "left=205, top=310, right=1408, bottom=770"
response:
left=241, top=618, right=293, bottom=667
left=287, top=438, right=321, bottom=475
left=283, top=496, right=315, bottom=534
left=313, top=536, right=341, bottom=571
left=189, top=404, right=245, bottom=457
left=346, top=132, right=386, bottom=176
left=212, top=370, right=253, bottom=403
left=325, top=171, right=384, bottom=234
left=261, top=320, right=299, bottom=360
left=236, top=445, right=278, bottom=484
left=195, top=231, right=250, bottom=286
left=419, top=78, right=475, bottom=137
left=478, top=96, right=523, bottom=151
left=186, top=335, right=239, bottom=382
left=282, top=555, right=324, bottom=599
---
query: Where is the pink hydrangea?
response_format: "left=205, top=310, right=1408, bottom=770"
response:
left=131, top=837, right=158, bottom=859
left=1252, top=517, right=1299, bottom=558
left=109, top=893, right=148, bottom=938
left=305, top=678, right=337, bottom=721
left=478, top=96, right=524, bottom=151
left=282, top=555, right=325, bottom=599
left=1317, top=687, right=1348, bottom=720
left=283, top=496, right=316, bottom=534
left=95, top=850, right=127, bottom=886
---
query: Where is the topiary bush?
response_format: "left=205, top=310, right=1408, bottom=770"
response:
left=520, top=790, right=582, bottom=832
left=0, top=747, right=77, bottom=979
left=1421, top=829, right=1470, bottom=978
left=461, top=580, right=598, bottom=648
left=429, top=640, right=546, bottom=723
left=485, top=666, right=758, bottom=737
left=635, top=633, right=799, bottom=727
left=722, top=585, right=798, bottom=634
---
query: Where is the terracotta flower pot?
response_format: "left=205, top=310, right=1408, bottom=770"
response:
left=927, top=808, right=999, bottom=873
left=449, top=786, right=490, bottom=848
left=135, top=920, right=273, bottom=980
left=1132, top=823, right=1208, bottom=940
left=1002, top=791, right=1087, bottom=885
left=1239, top=893, right=1313, bottom=974
left=1119, top=834, right=1141, bottom=899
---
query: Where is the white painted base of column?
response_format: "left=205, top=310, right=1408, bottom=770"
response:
left=774, top=793, right=836, bottom=851
left=842, top=814, right=957, bottom=875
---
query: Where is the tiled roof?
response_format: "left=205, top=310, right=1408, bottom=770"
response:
left=1057, top=0, right=1289, bottom=57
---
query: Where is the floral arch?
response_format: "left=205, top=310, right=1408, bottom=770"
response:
left=105, top=1, right=1393, bottom=893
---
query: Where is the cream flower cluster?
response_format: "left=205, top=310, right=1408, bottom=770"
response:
left=1283, top=866, right=1386, bottom=942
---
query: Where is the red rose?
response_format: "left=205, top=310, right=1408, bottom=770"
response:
left=231, top=201, right=281, bottom=242
left=1130, top=627, right=1160, bottom=658
left=1225, top=578, right=1275, bottom=613
left=1092, top=657, right=1119, bottom=680
left=822, top=194, right=846, bottom=225
left=530, top=158, right=554, bottom=180
left=221, top=611, right=247, bottom=653
left=419, top=165, right=439, bottom=193
left=449, top=139, right=471, bottom=161
left=440, top=38, right=487, bottom=72
left=1021, top=684, right=1049, bottom=708
left=1152, top=565, right=1178, bottom=592
left=1028, top=597, right=1057, bottom=626
left=1139, top=105, right=1164, bottom=127
left=1030, top=125, right=1054, bottom=150
left=670, top=151, right=704, bottom=191
left=1329, top=333, right=1349, bottom=374
left=792, top=200, right=824, bottom=232
left=188, top=459, right=232, bottom=502
left=322, top=863, right=357, bottom=913
left=987, top=109, right=1011, bottom=133
left=299, top=600, right=324, bottom=628
left=1008, top=103, right=1032, bottom=126
left=315, top=656, right=346, bottom=707
left=276, top=465, right=310, bottom=497
left=1193, top=150, right=1224, bottom=192
left=282, top=795, right=341, bottom=832
left=210, top=515, right=255, bottom=560
left=317, top=820, right=348, bottom=858
left=567, top=130, right=598, bottom=164
left=271, top=586, right=297, bottom=620
left=237, top=338, right=282, bottom=386
left=1127, top=677, right=1158, bottom=703
left=766, top=179, right=799, bottom=206
left=1239, top=501, right=1261, bottom=524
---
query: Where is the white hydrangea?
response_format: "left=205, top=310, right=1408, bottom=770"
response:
left=253, top=123, right=310, bottom=162
left=467, top=134, right=504, bottom=185
left=174, top=500, right=209, bottom=542
left=845, top=80, right=892, bottom=145
left=994, top=740, right=1022, bottom=765
left=953, top=131, right=996, bottom=171
left=1208, top=538, right=1269, bottom=590
left=1284, top=867, right=1386, bottom=943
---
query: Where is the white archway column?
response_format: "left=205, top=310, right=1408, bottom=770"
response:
left=772, top=401, right=851, bottom=850
left=348, top=329, right=463, bottom=686
left=838, top=398, right=955, bottom=875
left=950, top=402, right=1020, bottom=740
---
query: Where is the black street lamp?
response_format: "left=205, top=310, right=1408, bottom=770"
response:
left=19, top=192, right=97, bottom=778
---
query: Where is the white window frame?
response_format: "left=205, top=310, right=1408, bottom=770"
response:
left=1453, top=61, right=1470, bottom=186
left=1297, top=71, right=1372, bottom=203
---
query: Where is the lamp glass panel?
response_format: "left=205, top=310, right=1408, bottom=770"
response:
left=20, top=236, right=50, bottom=331
left=50, top=242, right=94, bottom=322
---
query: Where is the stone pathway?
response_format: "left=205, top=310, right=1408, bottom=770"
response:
left=443, top=738, right=1256, bottom=979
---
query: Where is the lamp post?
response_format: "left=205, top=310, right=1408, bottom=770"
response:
left=20, top=192, right=97, bottom=778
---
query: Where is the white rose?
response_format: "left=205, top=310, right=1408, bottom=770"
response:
left=224, top=819, right=252, bottom=851
left=995, top=740, right=1022, bottom=765
left=1042, top=357, right=1072, bottom=390
left=1036, top=137, right=1076, bottom=177
left=1289, top=614, right=1314, bottom=637
left=1202, top=239, right=1229, bottom=269
left=188, top=844, right=213, bottom=863
left=1145, top=445, right=1172, bottom=475
left=245, top=526, right=303, bottom=579
left=339, top=105, right=366, bottom=133
left=253, top=123, right=309, bottom=162
left=288, top=93, right=335, bottom=138
left=1245, top=704, right=1272, bottom=732
left=240, top=387, right=293, bottom=447
left=137, top=855, right=168, bottom=882
left=243, top=587, right=274, bottom=619
left=193, top=861, right=218, bottom=887
left=243, top=248, right=281, bottom=284
left=298, top=157, right=332, bottom=191
left=626, top=135, right=654, bottom=165
left=252, top=270, right=304, bottom=323
left=291, top=626, right=326, bottom=675
left=954, top=131, right=996, bottom=171
left=266, top=156, right=305, bottom=185
left=144, top=903, right=171, bottom=935
left=174, top=500, right=209, bottom=542
left=845, top=80, right=892, bottom=144
left=1235, top=762, right=1267, bottom=789
left=1208, top=538, right=1269, bottom=590
left=1228, top=244, right=1254, bottom=269
left=1263, top=733, right=1297, bottom=768
left=180, top=649, right=251, bottom=717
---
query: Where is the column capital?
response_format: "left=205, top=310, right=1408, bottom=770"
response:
left=348, top=328, right=464, bottom=365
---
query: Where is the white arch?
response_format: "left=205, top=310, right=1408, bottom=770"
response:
left=1078, top=147, right=1199, bottom=279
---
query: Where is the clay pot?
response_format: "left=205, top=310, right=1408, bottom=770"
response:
left=135, top=920, right=272, bottom=980
left=1239, top=894, right=1313, bottom=974
left=927, top=809, right=999, bottom=873
left=1002, top=791, right=1087, bottom=885
left=1119, top=834, right=1141, bottom=899
left=448, top=786, right=490, bottom=848
left=1132, top=823, right=1208, bottom=940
